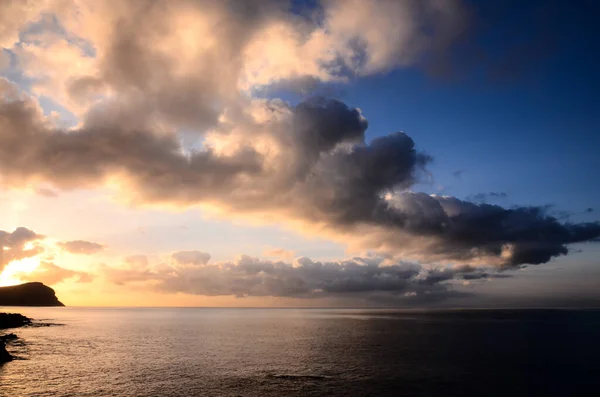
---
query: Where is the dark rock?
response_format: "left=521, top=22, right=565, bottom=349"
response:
left=0, top=333, right=18, bottom=342
left=0, top=313, right=32, bottom=329
left=1, top=332, right=18, bottom=363
left=0, top=282, right=64, bottom=306
left=0, top=341, right=12, bottom=364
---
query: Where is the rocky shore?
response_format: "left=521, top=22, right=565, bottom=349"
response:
left=0, top=341, right=11, bottom=363
left=1, top=313, right=33, bottom=364
left=0, top=313, right=32, bottom=328
left=0, top=283, right=64, bottom=363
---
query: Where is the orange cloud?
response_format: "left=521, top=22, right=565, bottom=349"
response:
left=262, top=248, right=296, bottom=260
left=16, top=261, right=94, bottom=285
left=57, top=240, right=105, bottom=255
left=0, top=227, right=45, bottom=272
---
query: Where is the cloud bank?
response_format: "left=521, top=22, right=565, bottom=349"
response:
left=101, top=251, right=495, bottom=302
left=0, top=225, right=592, bottom=305
left=0, top=0, right=598, bottom=271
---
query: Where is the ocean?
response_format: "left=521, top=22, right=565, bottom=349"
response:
left=1, top=307, right=599, bottom=396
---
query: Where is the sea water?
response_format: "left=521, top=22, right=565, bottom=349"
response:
left=1, top=307, right=599, bottom=396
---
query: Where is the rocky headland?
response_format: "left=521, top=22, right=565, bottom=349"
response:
left=1, top=282, right=64, bottom=363
left=0, top=282, right=64, bottom=306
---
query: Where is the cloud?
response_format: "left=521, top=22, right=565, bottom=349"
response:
left=1, top=82, right=599, bottom=268
left=0, top=50, right=9, bottom=71
left=58, top=240, right=104, bottom=254
left=101, top=252, right=495, bottom=301
left=0, top=227, right=45, bottom=271
left=100, top=255, right=158, bottom=285
left=0, top=226, right=95, bottom=284
left=263, top=248, right=296, bottom=260
left=0, top=0, right=466, bottom=123
left=35, top=186, right=59, bottom=197
left=172, top=250, right=211, bottom=266
left=16, top=261, right=94, bottom=285
left=0, top=1, right=598, bottom=270
left=124, top=255, right=150, bottom=270
left=368, top=193, right=600, bottom=267
left=0, top=0, right=51, bottom=48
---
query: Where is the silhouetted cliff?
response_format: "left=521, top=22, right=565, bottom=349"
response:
left=0, top=282, right=64, bottom=307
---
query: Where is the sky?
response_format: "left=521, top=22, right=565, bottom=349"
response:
left=0, top=0, right=598, bottom=307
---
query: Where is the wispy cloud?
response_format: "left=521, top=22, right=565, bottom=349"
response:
left=263, top=248, right=296, bottom=260
left=16, top=261, right=93, bottom=285
left=58, top=240, right=105, bottom=255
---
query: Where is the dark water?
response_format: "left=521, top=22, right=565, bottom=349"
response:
left=1, top=308, right=599, bottom=396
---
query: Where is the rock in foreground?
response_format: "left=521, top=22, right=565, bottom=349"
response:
left=0, top=333, right=18, bottom=341
left=1, top=313, right=33, bottom=364
left=0, top=282, right=64, bottom=306
left=0, top=341, right=12, bottom=363
left=0, top=313, right=32, bottom=329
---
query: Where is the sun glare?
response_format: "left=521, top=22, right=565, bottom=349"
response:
left=0, top=256, right=41, bottom=287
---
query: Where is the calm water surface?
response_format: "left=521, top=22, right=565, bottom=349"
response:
left=1, top=307, right=599, bottom=396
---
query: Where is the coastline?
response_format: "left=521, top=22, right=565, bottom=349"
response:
left=0, top=312, right=32, bottom=363
left=0, top=283, right=64, bottom=307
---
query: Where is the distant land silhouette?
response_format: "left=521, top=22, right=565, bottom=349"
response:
left=0, top=282, right=64, bottom=307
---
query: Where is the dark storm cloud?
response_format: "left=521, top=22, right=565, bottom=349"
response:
left=302, top=129, right=431, bottom=226
left=387, top=193, right=600, bottom=266
left=293, top=97, right=368, bottom=159
left=58, top=240, right=105, bottom=255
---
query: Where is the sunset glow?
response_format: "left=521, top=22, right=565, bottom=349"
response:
left=0, top=0, right=598, bottom=307
left=0, top=257, right=40, bottom=287
left=2, top=2, right=599, bottom=396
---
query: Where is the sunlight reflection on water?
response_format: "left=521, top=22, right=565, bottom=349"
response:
left=1, top=307, right=600, bottom=396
